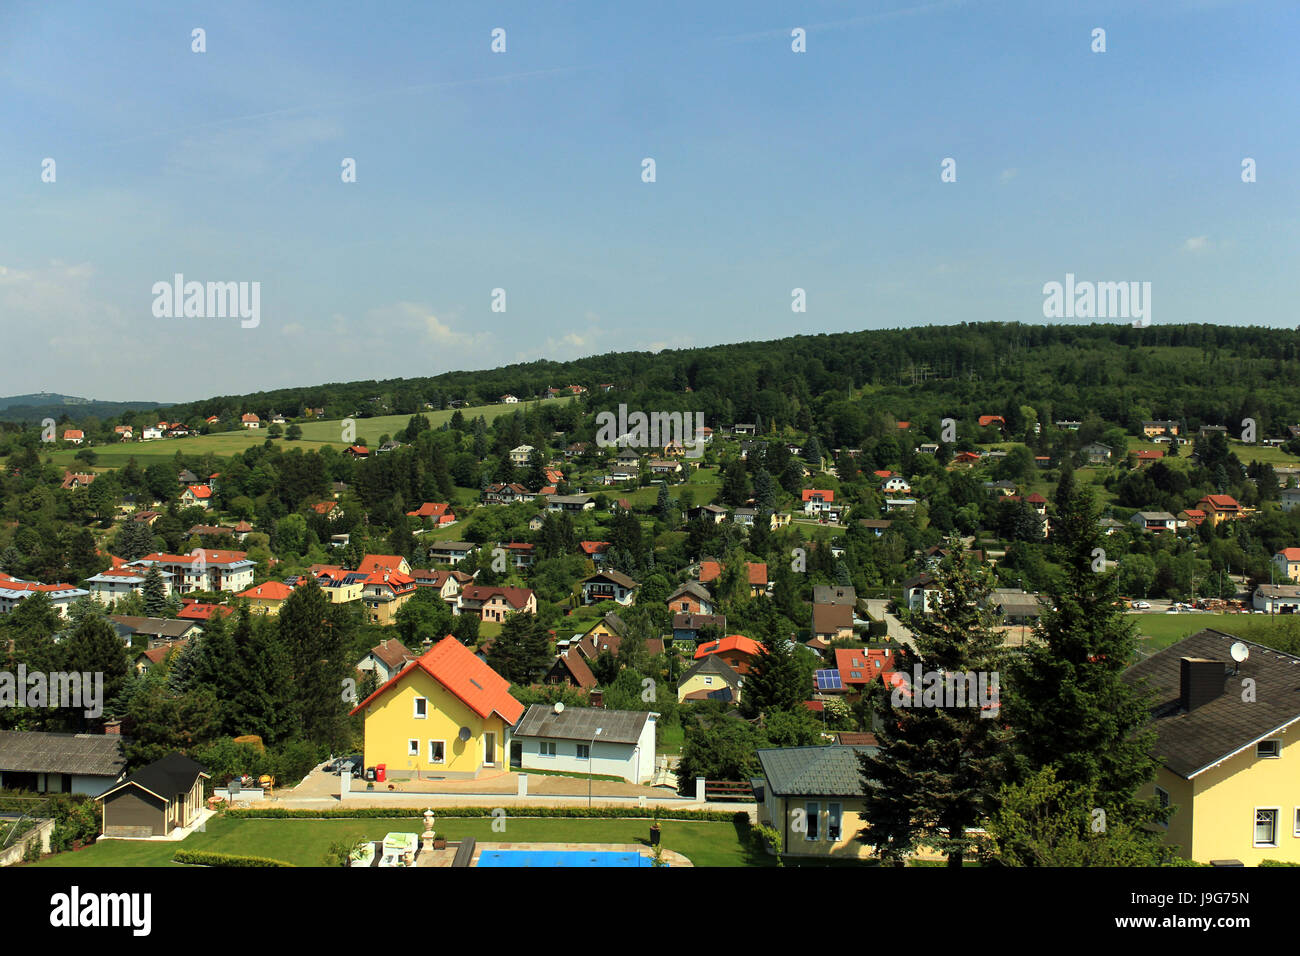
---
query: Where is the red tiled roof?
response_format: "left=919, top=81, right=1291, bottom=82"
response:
left=350, top=635, right=524, bottom=724
left=237, top=581, right=294, bottom=600
left=406, top=502, right=451, bottom=518
left=311, top=501, right=337, bottom=514
left=177, top=602, right=235, bottom=621
left=694, top=634, right=764, bottom=660
left=978, top=415, right=1005, bottom=427
left=834, top=647, right=896, bottom=686
left=460, top=585, right=534, bottom=610
left=1134, top=449, right=1165, bottom=460
left=802, top=489, right=834, bottom=502
left=185, top=484, right=212, bottom=499
left=1277, top=548, right=1300, bottom=562
left=579, top=541, right=611, bottom=556
left=357, top=555, right=407, bottom=575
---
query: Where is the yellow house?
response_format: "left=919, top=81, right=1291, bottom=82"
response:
left=770, top=512, right=792, bottom=532
left=235, top=581, right=294, bottom=615
left=755, top=745, right=873, bottom=859
left=1125, top=629, right=1300, bottom=864
left=349, top=635, right=524, bottom=779
left=677, top=654, right=741, bottom=704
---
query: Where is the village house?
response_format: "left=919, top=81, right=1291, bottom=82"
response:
left=514, top=705, right=658, bottom=784
left=350, top=636, right=523, bottom=779
left=1123, top=630, right=1300, bottom=864
left=357, top=638, right=418, bottom=684
left=580, top=570, right=639, bottom=606
left=457, top=586, right=537, bottom=623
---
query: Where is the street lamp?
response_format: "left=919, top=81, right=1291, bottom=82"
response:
left=587, top=728, right=603, bottom=808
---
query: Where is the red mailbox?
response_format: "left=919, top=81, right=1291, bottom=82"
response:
left=375, top=764, right=387, bottom=783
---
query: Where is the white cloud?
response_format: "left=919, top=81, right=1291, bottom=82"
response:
left=1182, top=236, right=1211, bottom=253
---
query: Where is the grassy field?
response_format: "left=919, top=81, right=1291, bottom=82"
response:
left=39, top=398, right=566, bottom=470
left=32, top=814, right=769, bottom=868
left=1129, top=612, right=1251, bottom=653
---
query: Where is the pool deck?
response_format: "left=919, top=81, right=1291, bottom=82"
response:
left=467, top=842, right=692, bottom=867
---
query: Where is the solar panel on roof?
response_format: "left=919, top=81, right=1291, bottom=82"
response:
left=815, top=669, right=842, bottom=690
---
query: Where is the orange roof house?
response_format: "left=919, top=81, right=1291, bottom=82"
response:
left=1197, top=494, right=1242, bottom=525
left=694, top=634, right=765, bottom=675
left=978, top=415, right=1006, bottom=428
left=357, top=554, right=411, bottom=576
left=834, top=647, right=896, bottom=690
left=350, top=636, right=524, bottom=777
left=236, top=581, right=295, bottom=614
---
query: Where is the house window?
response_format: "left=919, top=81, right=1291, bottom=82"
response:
left=1255, top=809, right=1279, bottom=847
left=428, top=740, right=445, bottom=764
left=1154, top=786, right=1170, bottom=828
left=804, top=801, right=820, bottom=841
left=1257, top=740, right=1281, bottom=758
left=407, top=739, right=419, bottom=757
left=827, top=803, right=842, bottom=842
left=577, top=744, right=590, bottom=760
left=540, top=741, right=556, bottom=757
left=413, top=697, right=428, bottom=719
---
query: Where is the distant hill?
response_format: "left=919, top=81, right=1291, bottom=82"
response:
left=0, top=393, right=166, bottom=424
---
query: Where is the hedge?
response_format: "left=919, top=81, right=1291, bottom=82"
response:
left=224, top=806, right=749, bottom=824
left=173, top=849, right=295, bottom=867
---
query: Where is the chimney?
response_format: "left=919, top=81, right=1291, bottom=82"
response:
left=1180, top=657, right=1226, bottom=712
left=590, top=689, right=604, bottom=708
left=103, top=719, right=122, bottom=735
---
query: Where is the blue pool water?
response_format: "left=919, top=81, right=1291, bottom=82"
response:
left=476, top=849, right=661, bottom=867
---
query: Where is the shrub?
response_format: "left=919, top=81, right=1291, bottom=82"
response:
left=173, top=849, right=294, bottom=867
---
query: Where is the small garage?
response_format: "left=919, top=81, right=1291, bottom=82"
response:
left=96, top=752, right=208, bottom=838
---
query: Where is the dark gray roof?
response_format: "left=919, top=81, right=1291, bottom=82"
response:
left=756, top=745, right=878, bottom=797
left=584, top=570, right=639, bottom=589
left=668, top=581, right=712, bottom=603
left=513, top=704, right=652, bottom=745
left=0, top=731, right=127, bottom=778
left=97, top=751, right=207, bottom=801
left=1122, top=629, right=1300, bottom=779
left=813, top=585, right=857, bottom=606
left=678, top=653, right=741, bottom=687
left=109, top=616, right=199, bottom=640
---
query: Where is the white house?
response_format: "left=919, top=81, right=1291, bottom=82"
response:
left=1252, top=584, right=1300, bottom=613
left=130, top=550, right=255, bottom=594
left=0, top=577, right=90, bottom=618
left=509, top=444, right=535, bottom=466
left=141, top=426, right=164, bottom=441
left=85, top=566, right=174, bottom=605
left=1281, top=488, right=1300, bottom=513
left=513, top=704, right=658, bottom=784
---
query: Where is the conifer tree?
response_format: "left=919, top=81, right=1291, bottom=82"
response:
left=1002, top=468, right=1164, bottom=829
left=858, top=556, right=1010, bottom=866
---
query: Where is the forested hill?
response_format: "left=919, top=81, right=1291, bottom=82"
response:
left=28, top=323, right=1300, bottom=437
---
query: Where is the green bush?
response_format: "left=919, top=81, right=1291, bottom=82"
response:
left=173, top=849, right=294, bottom=867
left=48, top=795, right=99, bottom=853
left=1259, top=859, right=1300, bottom=867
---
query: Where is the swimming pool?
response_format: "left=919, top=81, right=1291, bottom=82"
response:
left=476, top=849, right=661, bottom=867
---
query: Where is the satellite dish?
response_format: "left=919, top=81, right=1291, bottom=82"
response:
left=1230, top=642, right=1250, bottom=663
left=458, top=726, right=471, bottom=742
left=553, top=702, right=565, bottom=714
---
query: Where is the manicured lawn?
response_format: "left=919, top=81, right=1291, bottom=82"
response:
left=656, top=719, right=685, bottom=756
left=37, top=398, right=565, bottom=469
left=1130, top=612, right=1246, bottom=653
left=33, top=814, right=766, bottom=868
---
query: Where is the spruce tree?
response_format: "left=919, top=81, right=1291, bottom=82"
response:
left=740, top=605, right=806, bottom=719
left=858, top=557, right=1009, bottom=866
left=142, top=566, right=168, bottom=615
left=1002, top=469, right=1164, bottom=829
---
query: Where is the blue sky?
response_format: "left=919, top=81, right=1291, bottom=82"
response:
left=1, top=0, right=1296, bottom=402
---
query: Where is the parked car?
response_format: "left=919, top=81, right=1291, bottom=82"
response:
left=1131, top=600, right=1151, bottom=610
